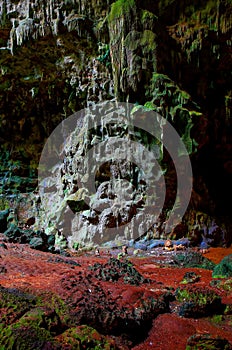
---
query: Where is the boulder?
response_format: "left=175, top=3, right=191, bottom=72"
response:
left=173, top=251, right=215, bottom=270
left=175, top=287, right=224, bottom=318
left=212, top=255, right=232, bottom=279
left=29, top=237, right=45, bottom=251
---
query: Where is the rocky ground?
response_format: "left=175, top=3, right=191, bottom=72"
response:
left=0, top=234, right=231, bottom=350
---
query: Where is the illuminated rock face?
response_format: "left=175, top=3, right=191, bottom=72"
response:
left=0, top=1, right=231, bottom=245
left=37, top=102, right=163, bottom=246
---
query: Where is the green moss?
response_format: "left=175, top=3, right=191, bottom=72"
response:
left=141, top=10, right=157, bottom=24
left=176, top=287, right=221, bottom=307
left=173, top=251, right=215, bottom=270
left=0, top=286, right=37, bottom=326
left=124, top=29, right=156, bottom=52
left=186, top=333, right=232, bottom=349
left=141, top=30, right=156, bottom=50
left=144, top=101, right=157, bottom=111
left=0, top=197, right=10, bottom=210
left=108, top=0, right=135, bottom=22
left=59, top=325, right=116, bottom=349
left=211, top=314, right=223, bottom=324
left=145, top=73, right=203, bottom=154
left=37, top=292, right=72, bottom=326
left=0, top=323, right=56, bottom=350
left=221, top=279, right=232, bottom=292
left=212, top=255, right=232, bottom=279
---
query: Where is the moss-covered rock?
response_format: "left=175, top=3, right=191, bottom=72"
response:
left=173, top=251, right=215, bottom=270
left=89, top=257, right=150, bottom=285
left=108, top=0, right=135, bottom=22
left=58, top=325, right=117, bottom=349
left=210, top=278, right=232, bottom=295
left=175, top=286, right=224, bottom=318
left=0, top=286, right=37, bottom=327
left=180, top=271, right=201, bottom=285
left=145, top=73, right=204, bottom=154
left=0, top=323, right=61, bottom=350
left=186, top=333, right=232, bottom=350
left=108, top=2, right=157, bottom=100
left=212, top=255, right=232, bottom=279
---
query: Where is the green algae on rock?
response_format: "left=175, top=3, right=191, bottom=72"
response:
left=212, top=255, right=232, bottom=279
left=57, top=325, right=117, bottom=350
left=175, top=286, right=224, bottom=318
left=186, top=333, right=232, bottom=350
left=173, top=251, right=215, bottom=270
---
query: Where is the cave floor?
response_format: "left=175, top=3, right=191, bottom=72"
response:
left=0, top=235, right=231, bottom=349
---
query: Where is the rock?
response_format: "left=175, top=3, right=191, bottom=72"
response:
left=134, top=242, right=147, bottom=251
left=66, top=189, right=90, bottom=213
left=180, top=272, right=201, bottom=284
left=212, top=255, right=232, bottom=279
left=173, top=251, right=215, bottom=270
left=47, top=234, right=55, bottom=251
left=54, top=232, right=68, bottom=251
left=173, top=238, right=190, bottom=247
left=0, top=0, right=230, bottom=252
left=29, top=236, right=45, bottom=251
left=170, top=223, right=188, bottom=240
left=89, top=257, right=150, bottom=285
left=3, top=225, right=26, bottom=243
left=0, top=287, right=67, bottom=349
left=175, top=287, right=224, bottom=318
left=133, top=249, right=143, bottom=256
left=128, top=239, right=135, bottom=247
left=26, top=217, right=35, bottom=227
left=60, top=267, right=169, bottom=337
left=0, top=209, right=9, bottom=232
left=186, top=334, right=232, bottom=350
left=147, top=239, right=165, bottom=249
left=0, top=316, right=61, bottom=350
left=0, top=243, right=7, bottom=249
left=58, top=325, right=117, bottom=349
left=3, top=225, right=51, bottom=252
left=210, top=279, right=232, bottom=293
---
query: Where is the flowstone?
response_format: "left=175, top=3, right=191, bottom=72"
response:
left=38, top=101, right=192, bottom=247
left=38, top=102, right=162, bottom=246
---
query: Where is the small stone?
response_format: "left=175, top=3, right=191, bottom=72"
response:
left=181, top=271, right=201, bottom=284
left=29, top=236, right=44, bottom=250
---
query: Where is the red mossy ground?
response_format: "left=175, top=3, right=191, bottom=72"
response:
left=0, top=237, right=231, bottom=350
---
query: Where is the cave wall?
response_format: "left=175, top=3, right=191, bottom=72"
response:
left=0, top=0, right=231, bottom=243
